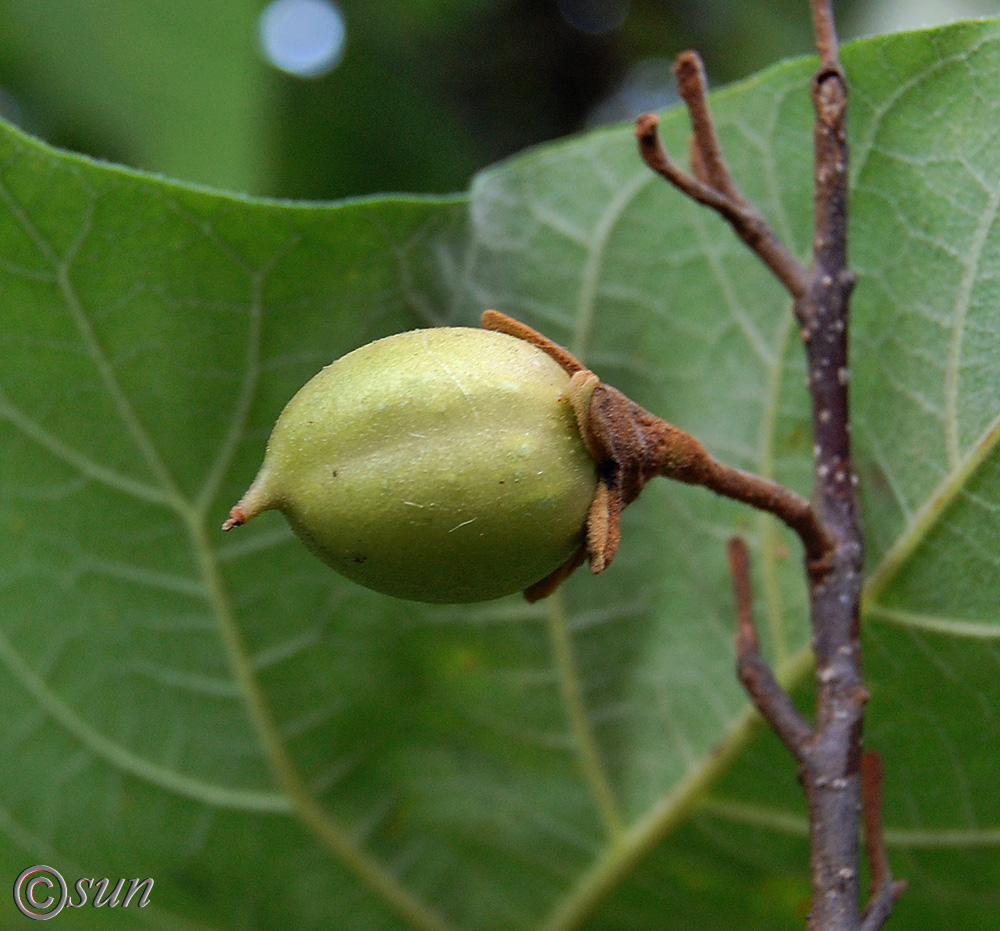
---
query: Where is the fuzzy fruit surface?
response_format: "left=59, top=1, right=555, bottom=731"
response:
left=232, top=327, right=598, bottom=602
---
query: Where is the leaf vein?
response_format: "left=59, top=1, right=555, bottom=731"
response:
left=945, top=178, right=1000, bottom=467
left=865, top=409, right=1000, bottom=602
left=0, top=624, right=290, bottom=813
left=0, top=383, right=173, bottom=508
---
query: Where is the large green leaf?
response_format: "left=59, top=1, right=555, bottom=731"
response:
left=2, top=20, right=999, bottom=930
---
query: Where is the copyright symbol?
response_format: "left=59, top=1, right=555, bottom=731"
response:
left=13, top=866, right=67, bottom=920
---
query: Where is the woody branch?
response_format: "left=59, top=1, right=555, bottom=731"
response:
left=636, top=2, right=904, bottom=928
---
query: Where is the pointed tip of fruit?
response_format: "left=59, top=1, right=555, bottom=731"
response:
left=220, top=473, right=278, bottom=532
left=221, top=506, right=247, bottom=531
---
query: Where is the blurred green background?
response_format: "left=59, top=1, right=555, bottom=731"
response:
left=0, top=0, right=994, bottom=200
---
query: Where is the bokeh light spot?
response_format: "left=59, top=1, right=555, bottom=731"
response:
left=259, top=0, right=346, bottom=79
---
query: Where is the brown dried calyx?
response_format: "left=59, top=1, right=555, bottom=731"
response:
left=483, top=311, right=725, bottom=601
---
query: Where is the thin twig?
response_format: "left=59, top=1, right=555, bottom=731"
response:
left=728, top=538, right=813, bottom=760
left=860, top=752, right=891, bottom=901
left=635, top=107, right=810, bottom=301
left=673, top=52, right=742, bottom=200
left=635, top=114, right=739, bottom=214
left=860, top=884, right=907, bottom=931
left=699, top=458, right=832, bottom=570
left=859, top=752, right=908, bottom=930
left=812, top=0, right=842, bottom=70
left=612, top=399, right=833, bottom=566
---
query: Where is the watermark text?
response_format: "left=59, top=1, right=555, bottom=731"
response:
left=14, top=865, right=153, bottom=920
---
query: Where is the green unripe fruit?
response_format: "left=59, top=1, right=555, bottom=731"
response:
left=225, top=327, right=598, bottom=603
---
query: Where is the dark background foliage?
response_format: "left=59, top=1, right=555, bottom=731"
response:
left=0, top=0, right=965, bottom=200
